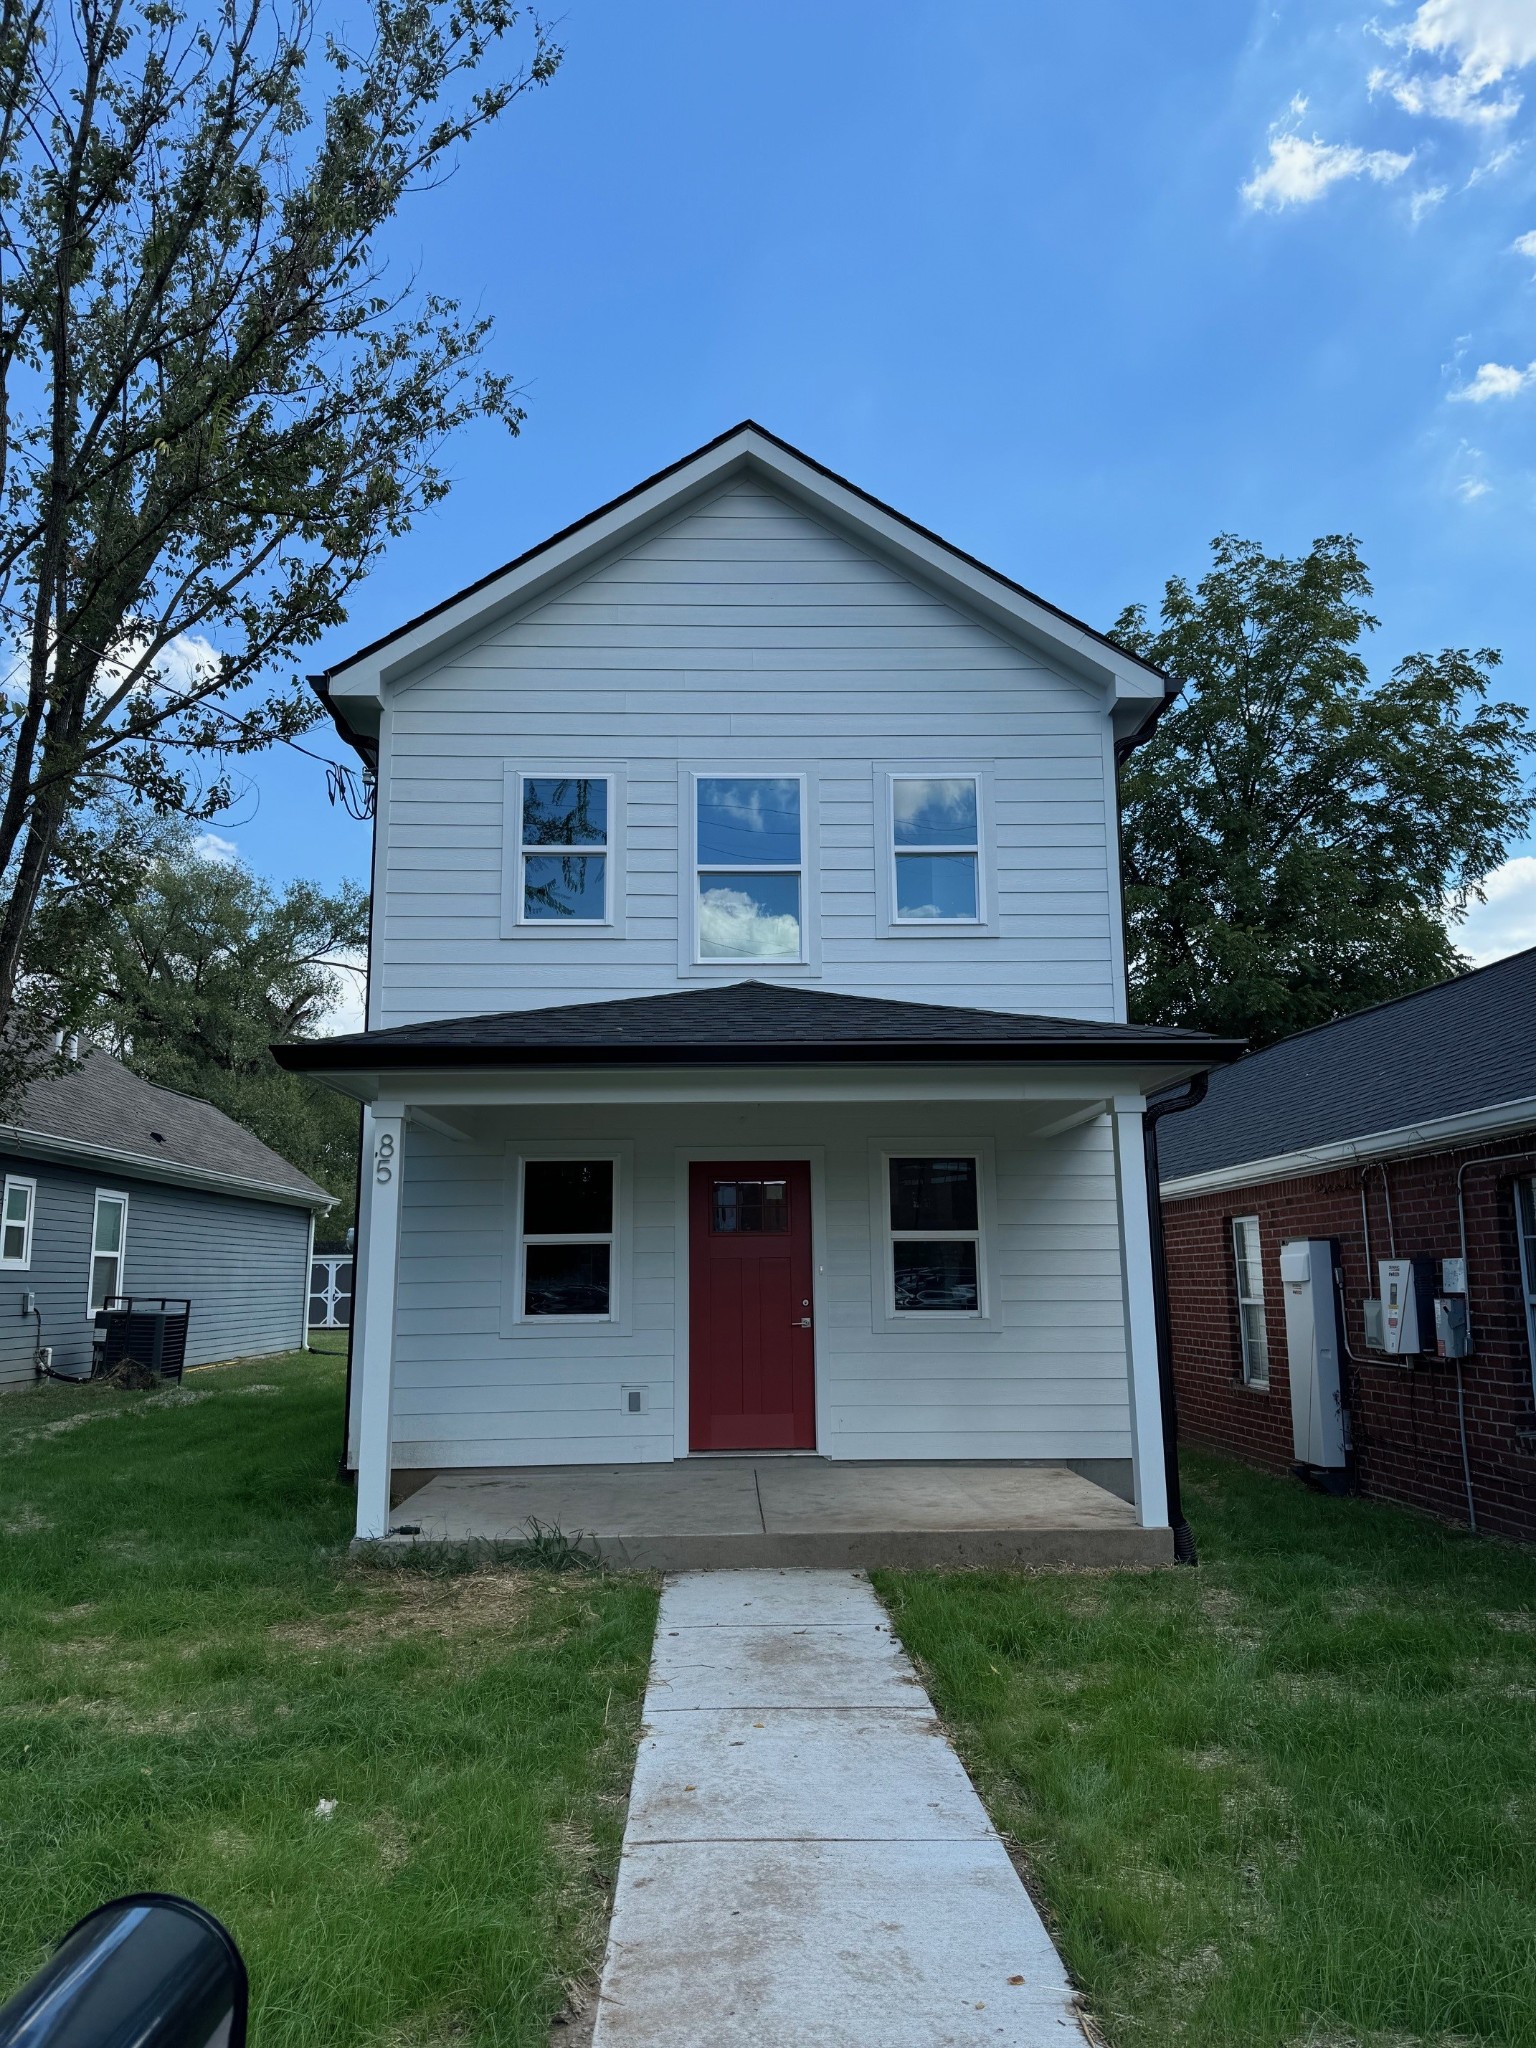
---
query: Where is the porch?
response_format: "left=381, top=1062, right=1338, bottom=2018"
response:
left=383, top=1455, right=1170, bottom=1568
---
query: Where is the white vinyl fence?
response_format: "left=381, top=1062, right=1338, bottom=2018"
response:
left=309, top=1256, right=353, bottom=1330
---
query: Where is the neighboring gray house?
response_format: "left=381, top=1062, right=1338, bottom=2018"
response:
left=0, top=1048, right=333, bottom=1390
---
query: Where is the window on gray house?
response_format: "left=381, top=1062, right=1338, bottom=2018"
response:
left=89, top=1191, right=128, bottom=1313
left=1231, top=1215, right=1269, bottom=1387
left=695, top=776, right=803, bottom=961
left=0, top=1175, right=34, bottom=1268
left=888, top=1156, right=982, bottom=1314
left=892, top=775, right=981, bottom=922
left=521, top=1160, right=615, bottom=1317
left=520, top=776, right=609, bottom=921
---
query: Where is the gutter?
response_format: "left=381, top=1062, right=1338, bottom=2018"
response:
left=0, top=1126, right=334, bottom=1212
left=1160, top=1092, right=1536, bottom=1202
left=275, top=1033, right=1243, bottom=1074
left=1142, top=1072, right=1209, bottom=1566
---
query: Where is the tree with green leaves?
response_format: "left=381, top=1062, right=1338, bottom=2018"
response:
left=47, top=814, right=367, bottom=1236
left=0, top=0, right=558, bottom=1101
left=1116, top=535, right=1535, bottom=1047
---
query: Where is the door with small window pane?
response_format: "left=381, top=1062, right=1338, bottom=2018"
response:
left=689, top=1160, right=815, bottom=1451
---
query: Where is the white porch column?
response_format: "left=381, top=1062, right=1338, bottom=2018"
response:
left=345, top=1105, right=375, bottom=1473
left=354, top=1104, right=404, bottom=1541
left=1112, top=1097, right=1169, bottom=1531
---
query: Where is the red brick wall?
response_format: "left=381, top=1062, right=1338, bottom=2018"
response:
left=1162, top=1130, right=1536, bottom=1540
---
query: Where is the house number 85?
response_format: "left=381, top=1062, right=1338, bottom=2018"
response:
left=375, top=1131, right=396, bottom=1183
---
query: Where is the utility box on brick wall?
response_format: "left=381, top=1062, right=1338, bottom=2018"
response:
left=1281, top=1239, right=1349, bottom=1473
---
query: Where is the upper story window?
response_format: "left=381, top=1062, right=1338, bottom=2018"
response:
left=695, top=775, right=804, bottom=963
left=892, top=776, right=981, bottom=922
left=518, top=775, right=610, bottom=923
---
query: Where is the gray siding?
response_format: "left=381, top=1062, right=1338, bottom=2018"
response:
left=373, top=476, right=1123, bottom=1030
left=0, top=1151, right=311, bottom=1390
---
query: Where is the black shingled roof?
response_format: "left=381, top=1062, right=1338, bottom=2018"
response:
left=276, top=980, right=1241, bottom=1071
left=1158, top=946, right=1536, bottom=1183
left=6, top=1048, right=331, bottom=1204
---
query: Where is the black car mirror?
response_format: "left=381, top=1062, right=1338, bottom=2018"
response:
left=0, top=1894, right=247, bottom=2048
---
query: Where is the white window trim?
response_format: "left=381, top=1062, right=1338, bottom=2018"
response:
left=1516, top=1178, right=1536, bottom=1405
left=0, top=1173, right=35, bottom=1270
left=501, top=764, right=626, bottom=940
left=1232, top=1215, right=1270, bottom=1388
left=678, top=767, right=820, bottom=977
left=502, top=1142, right=634, bottom=1337
left=867, top=1141, right=1001, bottom=1332
left=873, top=764, right=999, bottom=938
left=88, top=1188, right=129, bottom=1317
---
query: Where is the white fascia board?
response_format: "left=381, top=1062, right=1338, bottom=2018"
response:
left=325, top=428, right=1168, bottom=712
left=0, top=1126, right=334, bottom=1211
left=1160, top=1093, right=1536, bottom=1202
left=302, top=1056, right=1213, bottom=1110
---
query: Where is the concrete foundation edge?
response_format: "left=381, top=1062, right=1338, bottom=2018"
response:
left=351, top=1525, right=1175, bottom=1569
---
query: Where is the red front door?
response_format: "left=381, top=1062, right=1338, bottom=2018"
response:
left=689, top=1160, right=816, bottom=1451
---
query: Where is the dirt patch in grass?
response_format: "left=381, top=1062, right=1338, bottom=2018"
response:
left=270, top=1567, right=541, bottom=1651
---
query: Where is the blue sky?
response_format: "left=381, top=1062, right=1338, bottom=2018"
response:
left=212, top=0, right=1536, bottom=992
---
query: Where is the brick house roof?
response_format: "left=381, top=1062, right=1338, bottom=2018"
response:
left=1158, top=946, right=1536, bottom=1182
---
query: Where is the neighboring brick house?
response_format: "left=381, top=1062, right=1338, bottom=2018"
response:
left=1158, top=947, right=1536, bottom=1541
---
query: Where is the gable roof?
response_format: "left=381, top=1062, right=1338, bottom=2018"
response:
left=276, top=979, right=1240, bottom=1074
left=313, top=422, right=1173, bottom=766
left=2, top=1049, right=332, bottom=1209
left=1158, top=946, right=1536, bottom=1191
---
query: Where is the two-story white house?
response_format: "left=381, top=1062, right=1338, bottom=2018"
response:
left=280, top=424, right=1237, bottom=1555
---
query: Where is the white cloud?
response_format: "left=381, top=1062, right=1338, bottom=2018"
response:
left=1456, top=855, right=1536, bottom=963
left=1410, top=182, right=1451, bottom=219
left=1455, top=473, right=1493, bottom=499
left=192, top=831, right=240, bottom=865
left=1448, top=358, right=1536, bottom=399
left=1513, top=228, right=1536, bottom=259
left=697, top=886, right=800, bottom=961
left=1397, top=0, right=1536, bottom=124
left=311, top=950, right=367, bottom=1036
left=94, top=629, right=223, bottom=701
left=1241, top=130, right=1414, bottom=210
left=1465, top=138, right=1521, bottom=182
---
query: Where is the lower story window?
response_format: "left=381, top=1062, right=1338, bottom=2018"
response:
left=887, top=1156, right=981, bottom=1314
left=1231, top=1215, right=1269, bottom=1387
left=1517, top=1179, right=1536, bottom=1397
left=521, top=1159, right=614, bottom=1318
left=90, top=1190, right=128, bottom=1313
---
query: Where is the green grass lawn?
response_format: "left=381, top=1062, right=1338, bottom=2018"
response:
left=877, top=1455, right=1536, bottom=2048
left=0, top=1340, right=657, bottom=2047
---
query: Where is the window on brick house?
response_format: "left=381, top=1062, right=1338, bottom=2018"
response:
left=1517, top=1179, right=1536, bottom=1401
left=1231, top=1215, right=1269, bottom=1388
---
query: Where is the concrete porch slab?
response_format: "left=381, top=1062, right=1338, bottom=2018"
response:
left=384, top=1458, right=1171, bottom=1568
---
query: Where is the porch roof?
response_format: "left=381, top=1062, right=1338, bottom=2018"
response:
left=275, top=980, right=1242, bottom=1074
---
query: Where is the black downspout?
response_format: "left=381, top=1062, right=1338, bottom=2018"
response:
left=1142, top=1071, right=1208, bottom=1565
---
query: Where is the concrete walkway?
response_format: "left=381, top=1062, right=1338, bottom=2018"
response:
left=590, top=1569, right=1088, bottom=2047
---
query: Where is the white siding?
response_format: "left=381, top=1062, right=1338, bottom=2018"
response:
left=389, top=1107, right=1131, bottom=1471
left=374, top=476, right=1121, bottom=1028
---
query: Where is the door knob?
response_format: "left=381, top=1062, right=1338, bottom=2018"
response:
left=795, top=1317, right=812, bottom=1328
